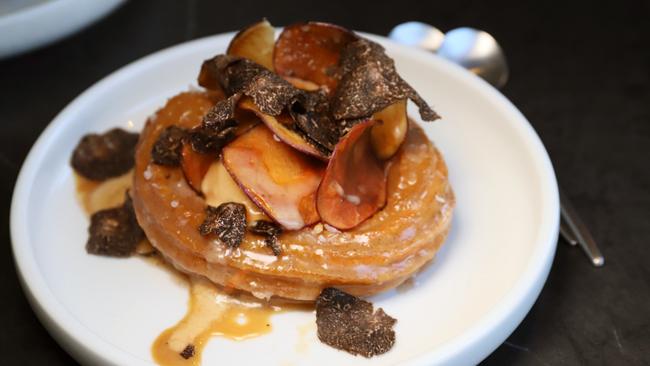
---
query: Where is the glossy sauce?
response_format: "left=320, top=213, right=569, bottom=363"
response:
left=75, top=169, right=299, bottom=366
left=75, top=170, right=156, bottom=255
left=152, top=277, right=280, bottom=366
left=75, top=171, right=133, bottom=214
left=295, top=321, right=317, bottom=354
left=201, top=160, right=269, bottom=222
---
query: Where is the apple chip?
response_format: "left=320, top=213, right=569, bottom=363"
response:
left=227, top=19, right=275, bottom=70
left=274, top=22, right=357, bottom=93
left=222, top=124, right=324, bottom=230
left=201, top=161, right=270, bottom=222
left=180, top=143, right=215, bottom=192
left=239, top=97, right=329, bottom=160
left=370, top=99, right=409, bottom=160
left=317, top=120, right=387, bottom=230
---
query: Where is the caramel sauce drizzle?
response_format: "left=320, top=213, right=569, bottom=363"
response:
left=152, top=277, right=279, bottom=366
left=75, top=171, right=299, bottom=366
left=75, top=171, right=133, bottom=215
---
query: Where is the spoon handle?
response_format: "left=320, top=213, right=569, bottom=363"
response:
left=559, top=188, right=604, bottom=266
left=559, top=219, right=578, bottom=246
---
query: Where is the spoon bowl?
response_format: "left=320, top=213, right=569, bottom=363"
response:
left=388, top=21, right=445, bottom=52
left=389, top=23, right=509, bottom=88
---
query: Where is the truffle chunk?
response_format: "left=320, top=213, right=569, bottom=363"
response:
left=188, top=121, right=237, bottom=154
left=71, top=128, right=139, bottom=180
left=249, top=220, right=283, bottom=256
left=151, top=126, right=186, bottom=166
left=316, top=287, right=396, bottom=357
left=86, top=194, right=144, bottom=257
left=199, top=202, right=247, bottom=248
left=180, top=344, right=195, bottom=359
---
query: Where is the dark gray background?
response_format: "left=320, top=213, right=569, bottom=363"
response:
left=1, top=0, right=648, bottom=364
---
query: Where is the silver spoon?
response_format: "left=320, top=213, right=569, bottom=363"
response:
left=389, top=21, right=604, bottom=266
left=389, top=22, right=509, bottom=88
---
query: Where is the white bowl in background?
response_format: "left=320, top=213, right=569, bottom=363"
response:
left=0, top=0, right=125, bottom=59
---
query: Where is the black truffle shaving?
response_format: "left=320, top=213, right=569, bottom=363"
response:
left=249, top=220, right=283, bottom=256
left=331, top=38, right=439, bottom=122
left=265, top=236, right=282, bottom=256
left=218, top=56, right=301, bottom=115
left=210, top=55, right=258, bottom=96
left=202, top=93, right=241, bottom=129
left=316, top=287, right=396, bottom=358
left=151, top=126, right=187, bottom=166
left=199, top=55, right=301, bottom=130
left=243, top=66, right=301, bottom=116
left=189, top=121, right=237, bottom=154
left=86, top=193, right=145, bottom=257
left=199, top=202, right=247, bottom=248
left=71, top=128, right=139, bottom=181
left=180, top=344, right=195, bottom=359
left=289, top=90, right=341, bottom=153
left=198, top=54, right=237, bottom=92
left=198, top=37, right=437, bottom=157
left=201, top=54, right=337, bottom=152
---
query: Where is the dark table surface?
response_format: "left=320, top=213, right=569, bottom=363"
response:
left=1, top=0, right=649, bottom=365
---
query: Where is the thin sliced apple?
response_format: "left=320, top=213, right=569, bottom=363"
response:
left=317, top=120, right=387, bottom=230
left=181, top=106, right=261, bottom=192
left=201, top=160, right=269, bottom=222
left=370, top=99, right=408, bottom=160
left=181, top=143, right=215, bottom=192
left=238, top=97, right=328, bottom=160
left=222, top=124, right=325, bottom=230
left=227, top=19, right=275, bottom=70
left=274, top=22, right=357, bottom=93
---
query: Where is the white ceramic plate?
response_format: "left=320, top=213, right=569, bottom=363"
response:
left=11, top=31, right=559, bottom=365
left=0, top=0, right=125, bottom=59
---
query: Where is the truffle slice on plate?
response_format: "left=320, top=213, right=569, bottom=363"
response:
left=316, top=287, right=396, bottom=357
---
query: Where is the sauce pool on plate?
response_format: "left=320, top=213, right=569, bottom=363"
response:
left=75, top=170, right=304, bottom=365
left=152, top=277, right=280, bottom=366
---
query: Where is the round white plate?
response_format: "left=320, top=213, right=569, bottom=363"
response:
left=0, top=0, right=125, bottom=59
left=11, top=31, right=559, bottom=365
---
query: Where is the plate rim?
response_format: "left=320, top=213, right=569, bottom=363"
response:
left=10, top=31, right=559, bottom=366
